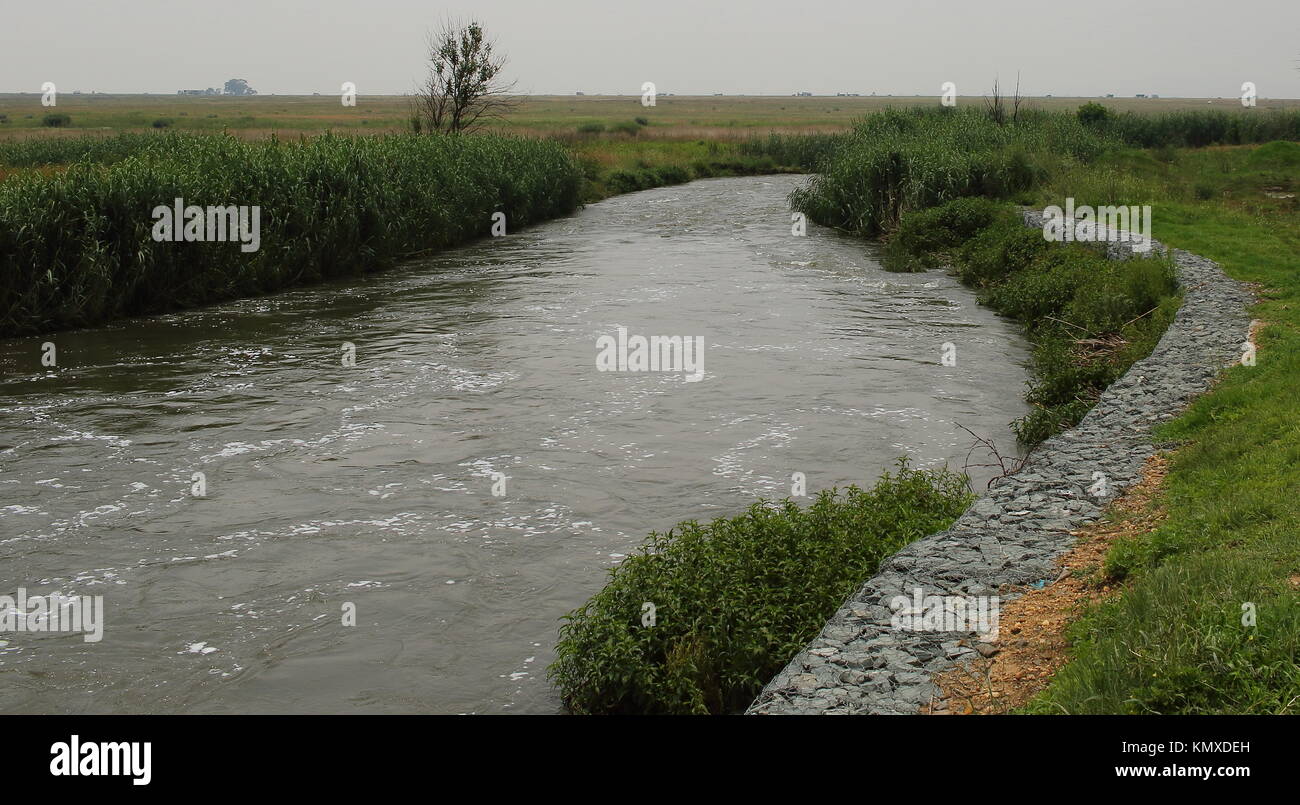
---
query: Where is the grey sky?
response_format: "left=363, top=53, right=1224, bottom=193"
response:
left=2, top=0, right=1297, bottom=97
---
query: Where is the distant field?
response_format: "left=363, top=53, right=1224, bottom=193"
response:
left=2, top=93, right=1298, bottom=141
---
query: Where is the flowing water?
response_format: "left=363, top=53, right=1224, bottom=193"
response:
left=0, top=175, right=1029, bottom=714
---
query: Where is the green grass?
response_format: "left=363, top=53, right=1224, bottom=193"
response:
left=1022, top=143, right=1300, bottom=713
left=548, top=461, right=972, bottom=714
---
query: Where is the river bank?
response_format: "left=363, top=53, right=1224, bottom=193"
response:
left=749, top=220, right=1252, bottom=713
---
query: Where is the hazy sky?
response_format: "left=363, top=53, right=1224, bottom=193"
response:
left=3, top=0, right=1297, bottom=97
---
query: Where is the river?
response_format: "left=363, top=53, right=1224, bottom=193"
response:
left=0, top=175, right=1028, bottom=713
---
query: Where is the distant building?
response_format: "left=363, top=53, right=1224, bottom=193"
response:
left=793, top=91, right=812, bottom=97
left=575, top=91, right=584, bottom=95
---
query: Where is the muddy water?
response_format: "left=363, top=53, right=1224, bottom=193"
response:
left=0, top=176, right=1028, bottom=713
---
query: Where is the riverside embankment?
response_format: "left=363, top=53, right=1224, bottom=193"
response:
left=749, top=216, right=1252, bottom=714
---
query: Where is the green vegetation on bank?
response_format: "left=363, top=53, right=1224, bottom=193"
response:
left=0, top=132, right=581, bottom=335
left=1022, top=141, right=1300, bottom=714
left=549, top=462, right=972, bottom=714
left=791, top=106, right=1300, bottom=238
left=567, top=133, right=839, bottom=201
left=883, top=197, right=1179, bottom=443
left=790, top=107, right=1109, bottom=237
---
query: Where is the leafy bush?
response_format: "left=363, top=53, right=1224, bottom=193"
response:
left=956, top=220, right=1051, bottom=286
left=611, top=120, right=641, bottom=136
left=890, top=196, right=1008, bottom=262
left=606, top=169, right=647, bottom=193
left=576, top=122, right=605, bottom=134
left=1076, top=101, right=1114, bottom=127
left=152, top=118, right=174, bottom=129
left=549, top=461, right=973, bottom=714
left=653, top=164, right=690, bottom=185
left=41, top=112, right=71, bottom=128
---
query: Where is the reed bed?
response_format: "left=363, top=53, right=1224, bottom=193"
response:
left=789, top=107, right=1114, bottom=236
left=1103, top=108, right=1300, bottom=148
left=0, top=132, right=582, bottom=335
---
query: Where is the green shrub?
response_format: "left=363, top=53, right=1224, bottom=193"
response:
left=549, top=460, right=972, bottom=714
left=979, top=247, right=1097, bottom=322
left=41, top=112, right=71, bottom=128
left=1076, top=101, right=1114, bottom=127
left=605, top=169, right=646, bottom=193
left=955, top=221, right=1050, bottom=286
left=611, top=120, right=641, bottom=136
left=576, top=122, right=605, bottom=134
left=890, top=196, right=1009, bottom=262
left=152, top=118, right=174, bottom=129
left=653, top=164, right=690, bottom=185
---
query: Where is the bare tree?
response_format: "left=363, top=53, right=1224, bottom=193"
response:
left=984, top=74, right=1024, bottom=126
left=411, top=19, right=517, bottom=134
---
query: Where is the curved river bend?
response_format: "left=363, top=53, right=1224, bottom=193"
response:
left=0, top=176, right=1028, bottom=714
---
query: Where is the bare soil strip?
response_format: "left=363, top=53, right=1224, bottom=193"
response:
left=925, top=454, right=1169, bottom=715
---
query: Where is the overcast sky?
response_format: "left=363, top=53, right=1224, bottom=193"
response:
left=2, top=0, right=1297, bottom=97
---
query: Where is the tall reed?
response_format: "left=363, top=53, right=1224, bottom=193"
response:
left=0, top=132, right=582, bottom=335
left=790, top=107, right=1113, bottom=236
